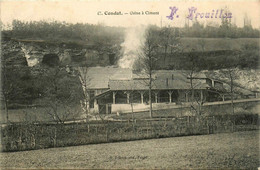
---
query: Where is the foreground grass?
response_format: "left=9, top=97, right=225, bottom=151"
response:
left=0, top=130, right=258, bottom=169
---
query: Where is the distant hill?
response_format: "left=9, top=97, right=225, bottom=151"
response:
left=157, top=38, right=259, bottom=70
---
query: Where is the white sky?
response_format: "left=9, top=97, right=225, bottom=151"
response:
left=1, top=0, right=260, bottom=28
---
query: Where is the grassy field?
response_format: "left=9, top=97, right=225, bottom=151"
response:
left=1, top=100, right=259, bottom=123
left=180, top=38, right=259, bottom=52
left=0, top=105, right=83, bottom=124
left=0, top=130, right=258, bottom=169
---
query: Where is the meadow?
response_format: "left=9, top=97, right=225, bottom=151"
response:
left=0, top=130, right=258, bottom=169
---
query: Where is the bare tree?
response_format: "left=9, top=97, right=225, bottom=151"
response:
left=159, top=27, right=171, bottom=65
left=40, top=66, right=81, bottom=123
left=227, top=69, right=235, bottom=114
left=185, top=50, right=204, bottom=118
left=187, top=50, right=197, bottom=103
left=158, top=27, right=181, bottom=65
left=135, top=26, right=160, bottom=118
left=1, top=65, right=30, bottom=123
left=1, top=44, right=19, bottom=123
left=1, top=61, right=10, bottom=123
left=76, top=67, right=91, bottom=121
left=220, top=68, right=238, bottom=114
left=124, top=83, right=139, bottom=120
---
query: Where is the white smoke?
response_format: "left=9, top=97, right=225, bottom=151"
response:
left=118, top=26, right=146, bottom=69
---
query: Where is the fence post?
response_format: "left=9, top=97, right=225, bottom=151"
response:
left=31, top=133, right=36, bottom=149
left=135, top=119, right=137, bottom=138
left=0, top=125, right=2, bottom=151
left=18, top=127, right=22, bottom=150
left=106, top=126, right=108, bottom=142
left=53, top=127, right=57, bottom=147
left=132, top=121, right=135, bottom=138
left=213, top=116, right=215, bottom=134
left=146, top=121, right=149, bottom=137
left=120, top=127, right=123, bottom=139
left=207, top=120, right=210, bottom=134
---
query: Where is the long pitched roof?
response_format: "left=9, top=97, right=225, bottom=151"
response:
left=86, top=67, right=132, bottom=89
left=86, top=67, right=210, bottom=90
left=109, top=70, right=209, bottom=90
left=109, top=79, right=209, bottom=90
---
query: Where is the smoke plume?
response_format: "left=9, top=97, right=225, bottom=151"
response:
left=118, top=26, right=146, bottom=69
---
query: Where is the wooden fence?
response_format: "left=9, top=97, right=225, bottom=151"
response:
left=1, top=114, right=258, bottom=152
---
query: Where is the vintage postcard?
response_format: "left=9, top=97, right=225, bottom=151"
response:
left=0, top=0, right=259, bottom=169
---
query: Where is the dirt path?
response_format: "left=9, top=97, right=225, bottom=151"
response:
left=0, top=130, right=259, bottom=169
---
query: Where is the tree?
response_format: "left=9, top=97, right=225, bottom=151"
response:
left=158, top=27, right=171, bottom=65
left=169, top=28, right=181, bottom=54
left=134, top=26, right=160, bottom=118
left=219, top=7, right=232, bottom=38
left=39, top=66, right=81, bottom=123
left=190, top=19, right=204, bottom=37
left=158, top=27, right=181, bottom=65
left=220, top=68, right=239, bottom=114
left=1, top=40, right=32, bottom=123
left=185, top=50, right=205, bottom=118
left=76, top=67, right=91, bottom=121
left=198, top=39, right=206, bottom=52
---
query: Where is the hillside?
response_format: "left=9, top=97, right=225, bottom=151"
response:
left=2, top=37, right=259, bottom=69
left=2, top=20, right=259, bottom=69
left=204, top=69, right=260, bottom=92
left=180, top=38, right=259, bottom=52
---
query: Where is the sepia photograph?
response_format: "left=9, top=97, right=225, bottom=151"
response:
left=0, top=0, right=259, bottom=169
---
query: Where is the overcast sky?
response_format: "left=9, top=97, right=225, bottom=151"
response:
left=1, top=0, right=260, bottom=28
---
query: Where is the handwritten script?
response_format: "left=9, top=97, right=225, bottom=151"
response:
left=167, top=6, right=232, bottom=20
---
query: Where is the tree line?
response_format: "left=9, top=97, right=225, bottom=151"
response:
left=2, top=19, right=260, bottom=41
left=181, top=20, right=259, bottom=38
left=3, top=20, right=124, bottom=43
